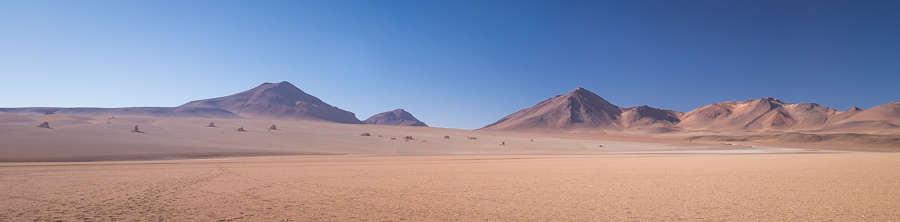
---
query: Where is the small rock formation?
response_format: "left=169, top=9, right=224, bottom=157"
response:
left=444, top=135, right=450, bottom=139
left=403, top=136, right=415, bottom=140
left=360, top=132, right=371, bottom=136
left=390, top=137, right=396, bottom=140
left=237, top=127, right=246, bottom=132
left=500, top=141, right=506, bottom=146
left=44, top=110, right=55, bottom=115
left=207, top=122, right=216, bottom=127
left=467, top=136, right=478, bottom=140
left=131, top=125, right=143, bottom=133
left=269, top=124, right=278, bottom=131
left=37, top=122, right=51, bottom=129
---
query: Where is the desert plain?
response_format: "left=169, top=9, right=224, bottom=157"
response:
left=1, top=113, right=899, bottom=221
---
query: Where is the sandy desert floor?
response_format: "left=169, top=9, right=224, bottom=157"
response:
left=1, top=114, right=899, bottom=220
left=0, top=154, right=898, bottom=221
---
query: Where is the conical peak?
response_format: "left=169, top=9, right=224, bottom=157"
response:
left=566, top=87, right=602, bottom=98
left=260, top=81, right=299, bottom=90
left=847, top=106, right=862, bottom=112
left=569, top=87, right=589, bottom=95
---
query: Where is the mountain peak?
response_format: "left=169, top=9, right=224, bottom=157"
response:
left=481, top=87, right=625, bottom=132
left=364, top=109, right=427, bottom=126
left=178, top=81, right=361, bottom=123
left=568, top=87, right=595, bottom=97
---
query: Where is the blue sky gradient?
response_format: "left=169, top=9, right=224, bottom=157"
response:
left=1, top=0, right=898, bottom=129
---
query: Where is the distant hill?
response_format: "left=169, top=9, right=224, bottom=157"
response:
left=178, top=81, right=362, bottom=124
left=363, top=109, right=428, bottom=127
left=2, top=81, right=362, bottom=124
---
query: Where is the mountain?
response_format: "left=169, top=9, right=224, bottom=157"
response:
left=0, top=107, right=239, bottom=118
left=816, top=102, right=900, bottom=133
left=480, top=87, right=681, bottom=133
left=363, top=109, right=428, bottom=126
left=480, top=87, right=898, bottom=134
left=178, top=81, right=362, bottom=124
left=678, top=98, right=839, bottom=132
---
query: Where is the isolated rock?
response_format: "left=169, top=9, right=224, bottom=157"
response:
left=237, top=127, right=246, bottom=132
left=360, top=132, right=371, bottom=136
left=269, top=124, right=278, bottom=131
left=37, top=122, right=50, bottom=129
left=131, top=125, right=142, bottom=133
left=208, top=122, right=216, bottom=127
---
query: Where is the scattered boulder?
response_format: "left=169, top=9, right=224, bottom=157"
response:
left=208, top=122, right=216, bottom=127
left=360, top=132, right=371, bottom=136
left=390, top=137, right=396, bottom=140
left=237, top=127, right=247, bottom=132
left=403, top=136, right=415, bottom=140
left=269, top=124, right=278, bottom=131
left=467, top=136, right=478, bottom=140
left=444, top=135, right=450, bottom=139
left=131, top=125, right=143, bottom=133
left=37, top=122, right=51, bottom=129
left=500, top=141, right=506, bottom=146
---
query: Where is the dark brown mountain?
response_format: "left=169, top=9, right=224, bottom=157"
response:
left=178, top=81, right=362, bottom=124
left=363, top=109, right=427, bottom=126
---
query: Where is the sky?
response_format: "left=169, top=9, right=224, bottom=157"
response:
left=1, top=0, right=898, bottom=129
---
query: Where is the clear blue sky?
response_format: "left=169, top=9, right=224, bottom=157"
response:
left=2, top=0, right=898, bottom=129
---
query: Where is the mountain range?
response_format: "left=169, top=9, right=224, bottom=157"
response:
left=2, top=82, right=897, bottom=134
left=481, top=87, right=899, bottom=134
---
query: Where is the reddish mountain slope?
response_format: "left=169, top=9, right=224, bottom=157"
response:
left=480, top=87, right=682, bottom=133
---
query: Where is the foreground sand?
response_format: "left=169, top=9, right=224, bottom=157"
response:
left=2, top=153, right=898, bottom=221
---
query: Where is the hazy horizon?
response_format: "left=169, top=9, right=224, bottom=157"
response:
left=2, top=0, right=898, bottom=129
